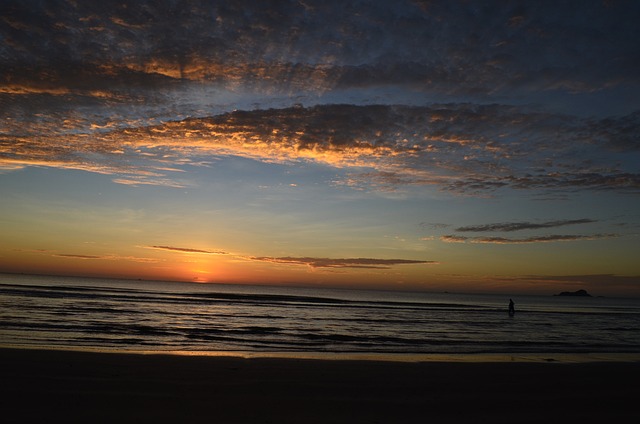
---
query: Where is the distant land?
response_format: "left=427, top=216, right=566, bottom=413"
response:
left=555, top=289, right=592, bottom=297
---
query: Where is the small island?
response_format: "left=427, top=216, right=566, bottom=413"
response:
left=554, top=289, right=592, bottom=297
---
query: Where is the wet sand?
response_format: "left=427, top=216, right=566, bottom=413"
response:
left=1, top=348, right=638, bottom=423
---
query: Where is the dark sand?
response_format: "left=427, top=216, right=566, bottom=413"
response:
left=1, top=348, right=638, bottom=423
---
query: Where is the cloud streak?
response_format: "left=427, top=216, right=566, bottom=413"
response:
left=15, top=249, right=160, bottom=263
left=246, top=256, right=437, bottom=269
left=54, top=253, right=103, bottom=260
left=146, top=246, right=228, bottom=255
left=440, top=234, right=617, bottom=244
left=455, top=219, right=597, bottom=232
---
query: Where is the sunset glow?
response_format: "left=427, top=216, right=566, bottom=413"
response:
left=1, top=0, right=639, bottom=296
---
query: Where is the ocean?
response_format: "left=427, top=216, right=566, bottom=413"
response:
left=2, top=273, right=640, bottom=358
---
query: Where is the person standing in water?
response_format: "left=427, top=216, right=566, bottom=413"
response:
left=508, top=298, right=515, bottom=316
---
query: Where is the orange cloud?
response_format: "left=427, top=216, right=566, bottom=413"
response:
left=440, top=235, right=468, bottom=243
left=2, top=104, right=639, bottom=193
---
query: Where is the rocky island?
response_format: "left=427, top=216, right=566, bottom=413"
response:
left=555, top=289, right=592, bottom=297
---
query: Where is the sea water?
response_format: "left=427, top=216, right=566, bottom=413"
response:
left=1, top=273, right=639, bottom=357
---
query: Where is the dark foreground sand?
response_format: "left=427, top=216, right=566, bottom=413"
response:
left=1, top=348, right=638, bottom=423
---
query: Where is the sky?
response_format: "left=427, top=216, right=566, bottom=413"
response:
left=1, top=0, right=639, bottom=296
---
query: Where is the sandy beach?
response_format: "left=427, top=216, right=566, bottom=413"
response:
left=0, top=348, right=638, bottom=423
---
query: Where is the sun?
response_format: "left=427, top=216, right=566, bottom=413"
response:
left=189, top=268, right=214, bottom=283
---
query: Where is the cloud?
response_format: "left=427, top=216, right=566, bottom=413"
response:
left=3, top=103, right=638, bottom=194
left=246, top=256, right=437, bottom=269
left=24, top=247, right=437, bottom=269
left=440, top=234, right=617, bottom=244
left=83, top=254, right=162, bottom=263
left=420, top=222, right=451, bottom=230
left=440, top=235, right=469, bottom=243
left=455, top=219, right=596, bottom=232
left=1, top=0, right=639, bottom=196
left=146, top=246, right=228, bottom=255
left=54, top=253, right=103, bottom=260
left=2, top=0, right=638, bottom=96
left=588, top=111, right=640, bottom=153
left=16, top=249, right=160, bottom=263
left=438, top=218, right=620, bottom=244
left=111, top=177, right=188, bottom=188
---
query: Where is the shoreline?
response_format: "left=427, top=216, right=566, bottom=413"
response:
left=2, top=347, right=639, bottom=423
left=2, top=344, right=640, bottom=363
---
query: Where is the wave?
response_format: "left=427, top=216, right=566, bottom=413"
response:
left=0, top=282, right=493, bottom=312
left=2, top=277, right=640, bottom=354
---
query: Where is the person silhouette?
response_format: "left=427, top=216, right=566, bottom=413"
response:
left=508, top=298, right=515, bottom=316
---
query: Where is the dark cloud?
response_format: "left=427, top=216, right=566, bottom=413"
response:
left=456, top=219, right=596, bottom=232
left=1, top=0, right=639, bottom=96
left=54, top=253, right=103, bottom=259
left=586, top=111, right=640, bottom=152
left=147, top=245, right=227, bottom=254
left=439, top=217, right=619, bottom=244
left=440, top=234, right=617, bottom=244
left=247, top=256, right=437, bottom=269
left=446, top=172, right=640, bottom=195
